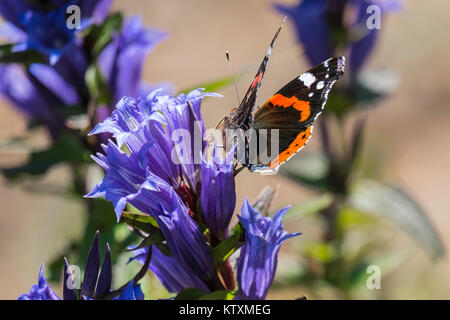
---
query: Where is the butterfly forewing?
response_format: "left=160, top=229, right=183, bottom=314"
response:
left=229, top=17, right=286, bottom=130
left=248, top=56, right=345, bottom=171
left=253, top=56, right=345, bottom=129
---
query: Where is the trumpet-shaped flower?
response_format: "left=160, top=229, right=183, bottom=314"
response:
left=236, top=199, right=300, bottom=300
left=19, top=233, right=144, bottom=300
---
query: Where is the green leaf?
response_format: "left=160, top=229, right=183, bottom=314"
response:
left=346, top=261, right=371, bottom=289
left=83, top=12, right=123, bottom=58
left=0, top=44, right=46, bottom=64
left=303, top=242, right=336, bottom=263
left=126, top=230, right=165, bottom=252
left=120, top=211, right=159, bottom=234
left=323, top=91, right=353, bottom=117
left=337, top=206, right=377, bottom=229
left=175, top=288, right=208, bottom=300
left=2, top=133, right=90, bottom=178
left=349, top=180, right=445, bottom=259
left=199, top=290, right=236, bottom=300
left=285, top=194, right=334, bottom=220
left=179, top=75, right=235, bottom=94
left=280, top=152, right=329, bottom=190
left=212, top=223, right=245, bottom=267
left=85, top=64, right=112, bottom=105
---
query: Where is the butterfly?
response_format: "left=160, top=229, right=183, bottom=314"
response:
left=222, top=18, right=345, bottom=174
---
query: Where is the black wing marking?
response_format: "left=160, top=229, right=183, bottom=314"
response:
left=253, top=56, right=345, bottom=129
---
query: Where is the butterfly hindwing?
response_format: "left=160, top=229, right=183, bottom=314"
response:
left=249, top=126, right=313, bottom=171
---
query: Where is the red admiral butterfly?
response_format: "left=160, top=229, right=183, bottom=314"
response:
left=222, top=18, right=345, bottom=173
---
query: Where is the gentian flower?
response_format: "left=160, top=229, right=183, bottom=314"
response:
left=0, top=0, right=112, bottom=64
left=131, top=246, right=210, bottom=294
left=348, top=0, right=402, bottom=74
left=88, top=89, right=220, bottom=199
left=87, top=89, right=220, bottom=290
left=99, top=16, right=168, bottom=105
left=156, top=194, right=216, bottom=285
left=0, top=2, right=166, bottom=139
left=236, top=199, right=300, bottom=300
left=274, top=0, right=333, bottom=67
left=19, top=232, right=144, bottom=300
left=200, top=145, right=236, bottom=240
left=274, top=0, right=402, bottom=74
left=88, top=86, right=301, bottom=298
left=18, top=265, right=61, bottom=300
left=0, top=64, right=67, bottom=136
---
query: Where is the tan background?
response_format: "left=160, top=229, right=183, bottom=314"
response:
left=1, top=0, right=450, bottom=299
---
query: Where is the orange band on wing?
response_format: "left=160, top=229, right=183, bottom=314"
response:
left=268, top=94, right=311, bottom=121
left=268, top=126, right=312, bottom=168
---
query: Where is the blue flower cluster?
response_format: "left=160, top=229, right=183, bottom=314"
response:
left=11, top=0, right=301, bottom=300
left=19, top=87, right=300, bottom=299
left=0, top=0, right=166, bottom=137
left=19, top=233, right=144, bottom=300
left=85, top=88, right=300, bottom=299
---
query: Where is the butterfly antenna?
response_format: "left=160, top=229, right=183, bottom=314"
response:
left=225, top=51, right=241, bottom=106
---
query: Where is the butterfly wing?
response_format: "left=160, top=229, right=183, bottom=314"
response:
left=249, top=56, right=345, bottom=171
left=229, top=17, right=286, bottom=130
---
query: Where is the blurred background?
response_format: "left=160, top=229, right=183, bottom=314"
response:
left=1, top=0, right=450, bottom=299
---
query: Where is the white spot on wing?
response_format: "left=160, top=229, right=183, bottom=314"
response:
left=308, top=93, right=314, bottom=98
left=316, top=81, right=324, bottom=90
left=299, top=73, right=316, bottom=88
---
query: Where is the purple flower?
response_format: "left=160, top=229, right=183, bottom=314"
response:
left=348, top=0, right=402, bottom=74
left=0, top=64, right=66, bottom=136
left=0, top=0, right=112, bottom=64
left=200, top=145, right=236, bottom=240
left=274, top=0, right=333, bottom=66
left=236, top=199, right=300, bottom=300
left=99, top=16, right=168, bottom=105
left=131, top=246, right=210, bottom=294
left=87, top=89, right=221, bottom=287
left=0, top=4, right=166, bottom=140
left=18, top=265, right=61, bottom=300
left=0, top=1, right=111, bottom=31
left=113, top=281, right=144, bottom=300
left=274, top=0, right=402, bottom=74
left=19, top=232, right=144, bottom=300
left=86, top=142, right=216, bottom=285
left=88, top=89, right=220, bottom=198
left=86, top=141, right=173, bottom=221
left=156, top=196, right=216, bottom=285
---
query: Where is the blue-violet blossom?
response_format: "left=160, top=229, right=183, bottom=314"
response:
left=18, top=232, right=144, bottom=300
left=236, top=199, right=300, bottom=300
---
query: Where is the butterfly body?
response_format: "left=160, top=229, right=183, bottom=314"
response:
left=222, top=19, right=345, bottom=173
